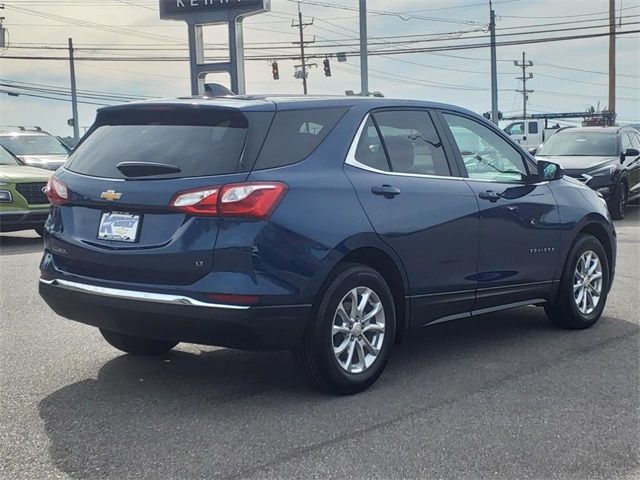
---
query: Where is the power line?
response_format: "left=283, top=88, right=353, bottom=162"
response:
left=282, top=0, right=485, bottom=25
left=0, top=89, right=114, bottom=106
left=3, top=28, right=639, bottom=63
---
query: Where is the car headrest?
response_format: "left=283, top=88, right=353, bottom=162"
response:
left=384, top=136, right=414, bottom=171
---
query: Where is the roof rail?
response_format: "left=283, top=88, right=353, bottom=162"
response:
left=0, top=125, right=47, bottom=134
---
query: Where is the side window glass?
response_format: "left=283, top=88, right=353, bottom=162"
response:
left=528, top=122, right=539, bottom=134
left=632, top=133, right=640, bottom=150
left=622, top=132, right=633, bottom=151
left=443, top=113, right=528, bottom=183
left=354, top=117, right=390, bottom=171
left=372, top=111, right=451, bottom=176
left=505, top=122, right=524, bottom=135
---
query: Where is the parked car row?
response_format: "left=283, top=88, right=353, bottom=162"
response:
left=1, top=119, right=636, bottom=240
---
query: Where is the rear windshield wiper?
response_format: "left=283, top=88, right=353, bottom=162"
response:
left=116, top=161, right=181, bottom=177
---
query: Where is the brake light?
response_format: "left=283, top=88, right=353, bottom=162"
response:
left=170, top=182, right=287, bottom=219
left=170, top=187, right=219, bottom=216
left=45, top=176, right=69, bottom=205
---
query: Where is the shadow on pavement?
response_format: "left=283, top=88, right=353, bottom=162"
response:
left=38, top=308, right=639, bottom=479
left=0, top=232, right=43, bottom=256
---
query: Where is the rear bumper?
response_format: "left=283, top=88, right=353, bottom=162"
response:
left=39, top=278, right=310, bottom=351
left=0, top=209, right=49, bottom=232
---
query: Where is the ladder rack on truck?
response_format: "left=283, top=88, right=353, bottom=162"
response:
left=502, top=112, right=616, bottom=148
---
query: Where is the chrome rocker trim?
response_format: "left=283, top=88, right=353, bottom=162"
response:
left=39, top=278, right=250, bottom=310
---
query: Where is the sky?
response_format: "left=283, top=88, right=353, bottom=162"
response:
left=0, top=0, right=639, bottom=137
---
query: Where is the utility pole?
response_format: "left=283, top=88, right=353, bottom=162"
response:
left=359, top=0, right=368, bottom=97
left=489, top=1, right=499, bottom=125
left=514, top=51, right=533, bottom=119
left=68, top=38, right=80, bottom=143
left=608, top=0, right=616, bottom=116
left=292, top=3, right=314, bottom=94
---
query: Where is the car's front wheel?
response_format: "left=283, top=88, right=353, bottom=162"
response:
left=545, top=234, right=610, bottom=329
left=100, top=329, right=178, bottom=355
left=296, top=264, right=396, bottom=395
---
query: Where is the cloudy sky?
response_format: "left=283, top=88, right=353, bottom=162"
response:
left=1, top=0, right=638, bottom=136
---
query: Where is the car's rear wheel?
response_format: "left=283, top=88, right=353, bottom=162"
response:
left=296, top=264, right=396, bottom=395
left=100, top=328, right=178, bottom=355
left=544, top=234, right=609, bottom=329
left=608, top=181, right=627, bottom=220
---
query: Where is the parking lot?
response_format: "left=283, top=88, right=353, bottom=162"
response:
left=0, top=207, right=637, bottom=479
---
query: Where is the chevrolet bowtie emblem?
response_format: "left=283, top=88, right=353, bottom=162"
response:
left=100, top=190, right=122, bottom=201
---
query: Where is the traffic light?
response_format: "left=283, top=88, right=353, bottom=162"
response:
left=323, top=58, right=331, bottom=77
left=272, top=61, right=279, bottom=80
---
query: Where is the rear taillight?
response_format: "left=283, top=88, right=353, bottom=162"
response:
left=169, top=187, right=219, bottom=216
left=45, top=176, right=69, bottom=205
left=170, top=182, right=287, bottom=219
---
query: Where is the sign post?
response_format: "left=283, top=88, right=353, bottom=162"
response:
left=159, top=0, right=271, bottom=95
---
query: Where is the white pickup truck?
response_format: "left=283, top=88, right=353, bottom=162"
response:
left=503, top=119, right=563, bottom=150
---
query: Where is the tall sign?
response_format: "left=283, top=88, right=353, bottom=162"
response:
left=159, top=0, right=270, bottom=95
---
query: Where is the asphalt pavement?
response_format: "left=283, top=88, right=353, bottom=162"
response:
left=1, top=206, right=638, bottom=479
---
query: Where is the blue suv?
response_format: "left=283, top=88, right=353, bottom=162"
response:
left=39, top=96, right=616, bottom=394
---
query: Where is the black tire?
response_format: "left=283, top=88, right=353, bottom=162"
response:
left=545, top=234, right=610, bottom=330
left=608, top=181, right=627, bottom=220
left=100, top=328, right=178, bottom=355
left=34, top=226, right=45, bottom=237
left=295, top=264, right=396, bottom=395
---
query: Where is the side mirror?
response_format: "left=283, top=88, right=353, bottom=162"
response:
left=622, top=148, right=640, bottom=161
left=537, top=160, right=564, bottom=181
left=528, top=146, right=538, bottom=155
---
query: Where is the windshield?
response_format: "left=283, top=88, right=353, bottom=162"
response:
left=0, top=135, right=69, bottom=156
left=0, top=146, right=19, bottom=165
left=537, top=132, right=619, bottom=156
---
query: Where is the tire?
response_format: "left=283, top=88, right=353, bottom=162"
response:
left=608, top=181, right=627, bottom=220
left=34, top=226, right=45, bottom=237
left=545, top=234, right=610, bottom=330
left=100, top=328, right=178, bottom=355
left=295, top=264, right=396, bottom=395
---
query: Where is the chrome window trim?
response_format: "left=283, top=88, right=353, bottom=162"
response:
left=344, top=113, right=535, bottom=184
left=344, top=113, right=466, bottom=181
left=39, top=278, right=250, bottom=310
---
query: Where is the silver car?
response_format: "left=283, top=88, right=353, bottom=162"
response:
left=0, top=126, right=71, bottom=171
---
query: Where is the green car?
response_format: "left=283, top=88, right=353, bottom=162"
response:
left=0, top=145, right=52, bottom=236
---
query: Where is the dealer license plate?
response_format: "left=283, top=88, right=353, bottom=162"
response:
left=97, top=211, right=141, bottom=243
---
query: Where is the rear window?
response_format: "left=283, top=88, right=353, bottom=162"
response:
left=253, top=107, right=348, bottom=170
left=66, top=110, right=250, bottom=179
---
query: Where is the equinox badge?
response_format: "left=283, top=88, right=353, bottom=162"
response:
left=100, top=190, right=122, bottom=201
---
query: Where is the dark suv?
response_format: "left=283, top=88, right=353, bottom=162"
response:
left=535, top=126, right=640, bottom=219
left=39, top=96, right=616, bottom=394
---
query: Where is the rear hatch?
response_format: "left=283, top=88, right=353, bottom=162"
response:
left=48, top=102, right=275, bottom=285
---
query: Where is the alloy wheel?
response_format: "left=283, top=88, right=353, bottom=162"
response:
left=331, top=286, right=385, bottom=374
left=573, top=250, right=603, bottom=315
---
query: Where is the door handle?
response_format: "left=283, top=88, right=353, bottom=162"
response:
left=372, top=185, right=401, bottom=197
left=478, top=190, right=501, bottom=202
